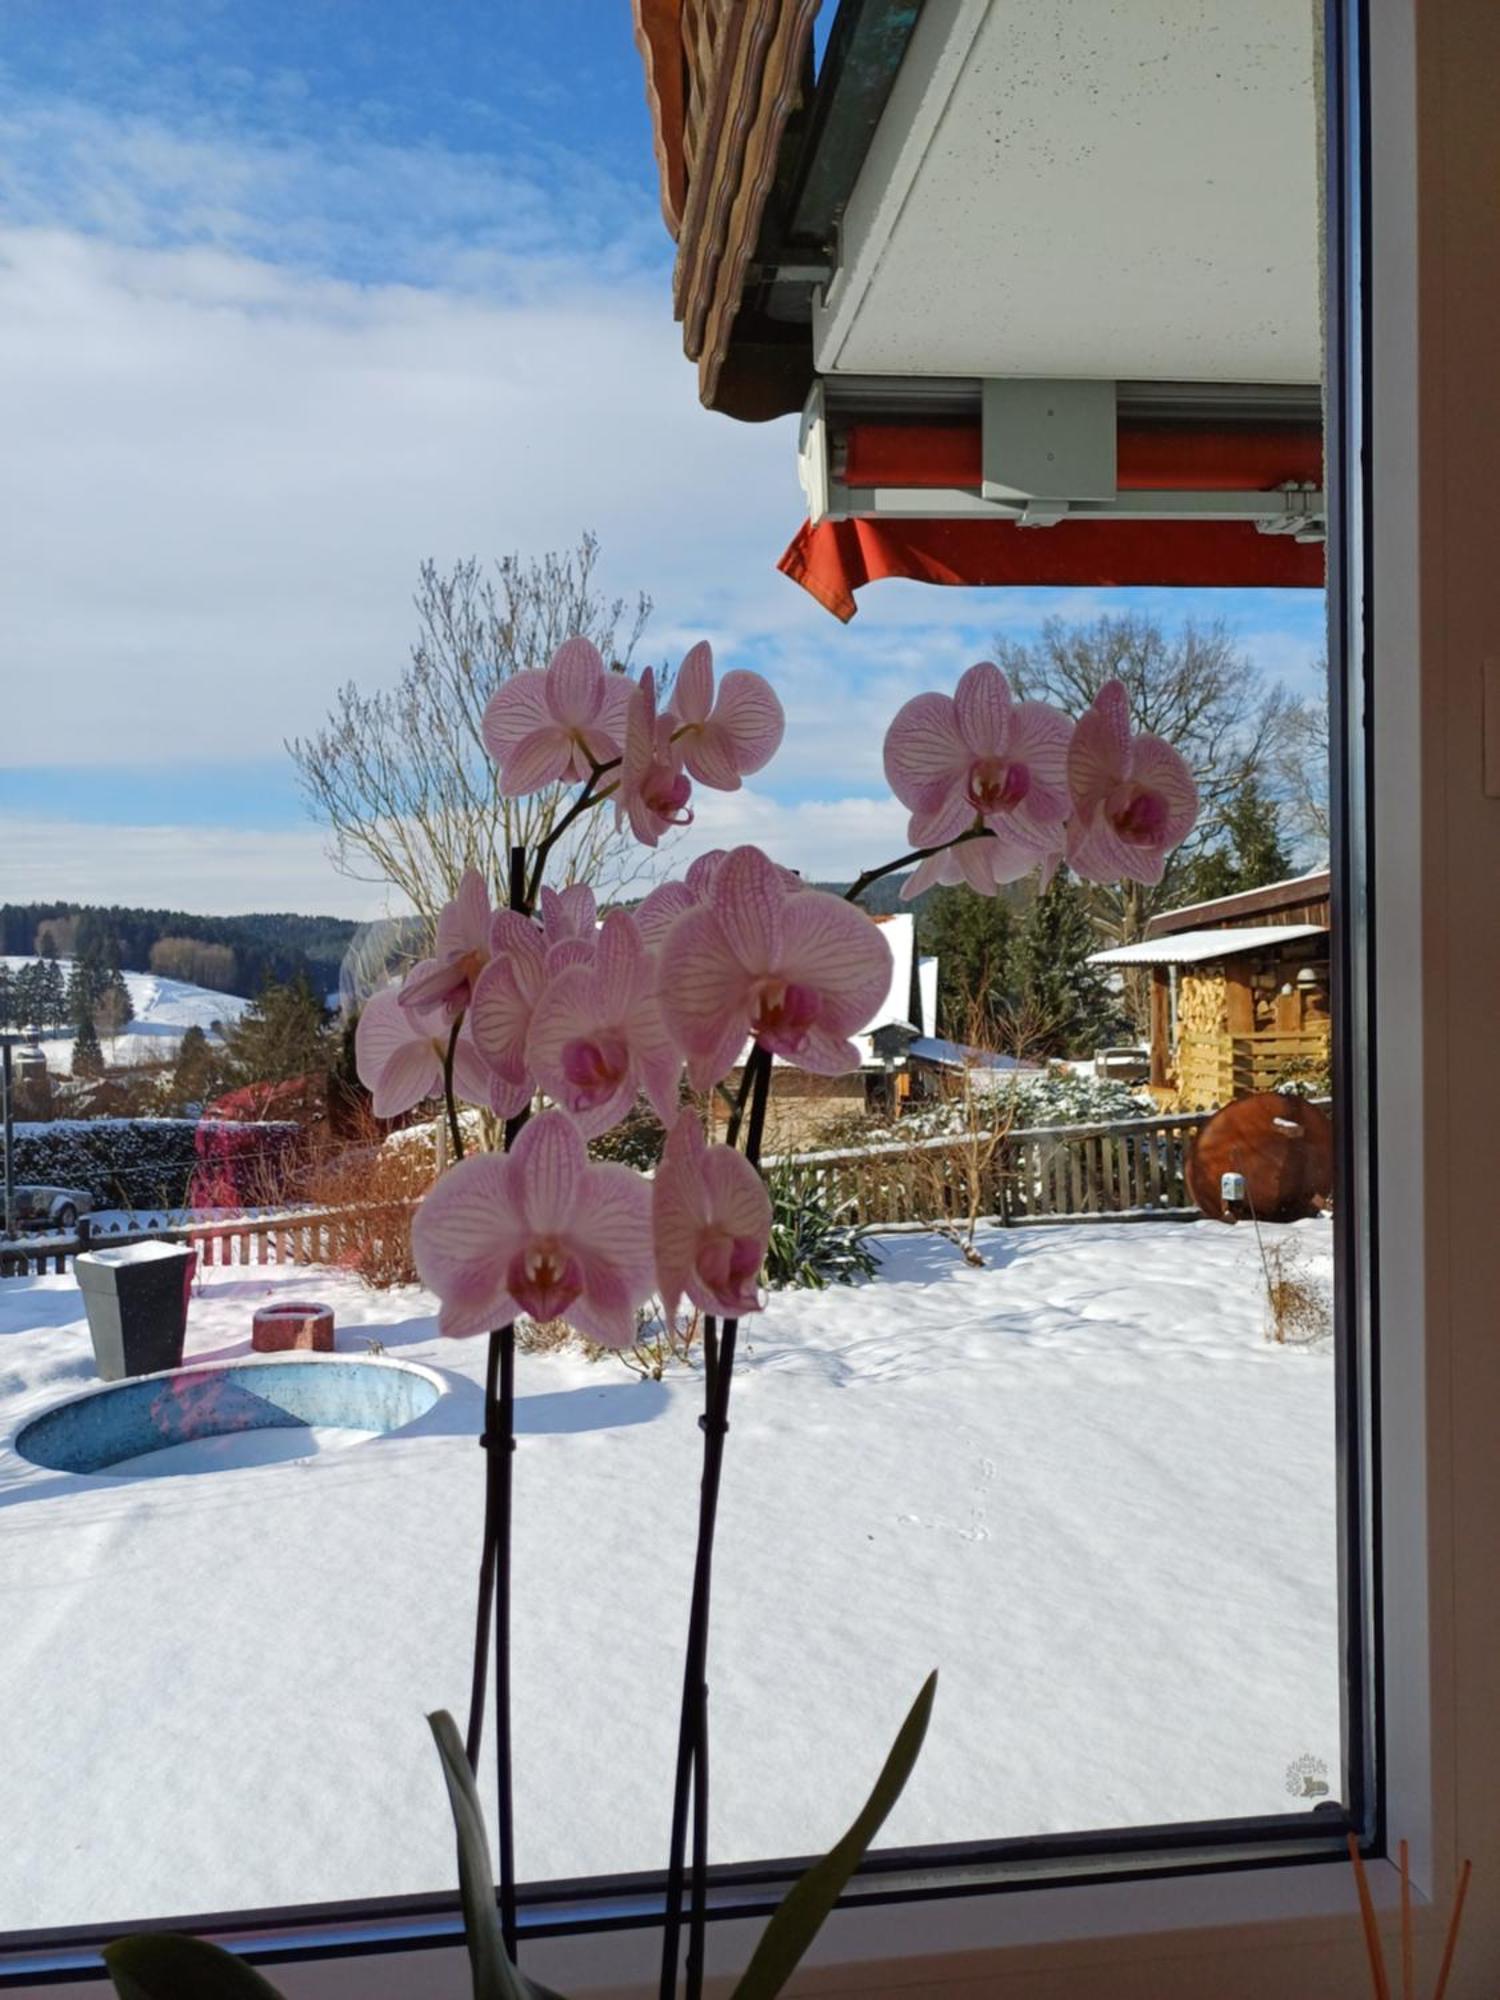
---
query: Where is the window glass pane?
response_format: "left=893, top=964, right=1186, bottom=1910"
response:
left=0, top=0, right=1354, bottom=1946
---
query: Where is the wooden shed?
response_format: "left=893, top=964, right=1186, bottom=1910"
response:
left=1088, top=872, right=1331, bottom=1109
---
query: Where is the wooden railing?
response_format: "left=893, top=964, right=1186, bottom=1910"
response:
left=3, top=1105, right=1247, bottom=1280
left=765, top=1110, right=1220, bottom=1229
left=0, top=1204, right=414, bottom=1281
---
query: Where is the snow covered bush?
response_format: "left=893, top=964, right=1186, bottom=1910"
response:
left=764, top=1161, right=879, bottom=1290
left=10, top=1117, right=302, bottom=1211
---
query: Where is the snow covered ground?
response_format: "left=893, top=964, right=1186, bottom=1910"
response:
left=0, top=1219, right=1339, bottom=1935
left=1, top=957, right=248, bottom=1075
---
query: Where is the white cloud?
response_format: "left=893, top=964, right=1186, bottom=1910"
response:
left=2, top=788, right=913, bottom=920
left=659, top=788, right=911, bottom=883
left=0, top=222, right=804, bottom=769
left=0, top=812, right=399, bottom=919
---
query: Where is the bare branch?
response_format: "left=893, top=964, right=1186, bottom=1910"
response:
left=287, top=537, right=659, bottom=946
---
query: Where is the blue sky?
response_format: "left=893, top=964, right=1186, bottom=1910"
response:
left=0, top=2, right=1325, bottom=916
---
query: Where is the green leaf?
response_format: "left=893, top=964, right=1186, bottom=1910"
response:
left=730, top=1672, right=937, bottom=2000
left=427, top=1710, right=569, bottom=2000
left=102, top=1933, right=288, bottom=1999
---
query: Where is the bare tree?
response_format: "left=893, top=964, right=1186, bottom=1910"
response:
left=288, top=536, right=653, bottom=933
left=998, top=613, right=1293, bottom=943
left=1274, top=657, right=1331, bottom=857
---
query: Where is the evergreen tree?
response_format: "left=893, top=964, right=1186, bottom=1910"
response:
left=95, top=966, right=135, bottom=1036
left=223, top=974, right=332, bottom=1085
left=66, top=960, right=94, bottom=1029
left=72, top=1016, right=105, bottom=1080
left=1011, top=872, right=1122, bottom=1059
left=38, top=956, right=67, bottom=1029
left=1181, top=777, right=1294, bottom=904
left=918, top=887, right=1018, bottom=1039
left=169, top=1024, right=223, bottom=1108
left=12, top=962, right=43, bottom=1029
left=0, top=961, right=12, bottom=1028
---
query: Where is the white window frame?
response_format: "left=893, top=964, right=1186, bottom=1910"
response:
left=11, top=0, right=1496, bottom=1990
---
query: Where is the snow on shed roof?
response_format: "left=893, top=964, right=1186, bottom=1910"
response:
left=1088, top=925, right=1328, bottom=968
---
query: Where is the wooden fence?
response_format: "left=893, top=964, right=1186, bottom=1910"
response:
left=765, top=1109, right=1219, bottom=1229
left=0, top=1204, right=410, bottom=1281
left=1, top=1108, right=1227, bottom=1277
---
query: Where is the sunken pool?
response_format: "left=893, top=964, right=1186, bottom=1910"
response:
left=14, top=1356, right=444, bottom=1478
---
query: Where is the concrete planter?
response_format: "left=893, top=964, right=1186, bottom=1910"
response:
left=74, top=1242, right=196, bottom=1383
left=252, top=1301, right=335, bottom=1352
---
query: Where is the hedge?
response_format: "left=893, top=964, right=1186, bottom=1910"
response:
left=9, top=1119, right=304, bottom=1211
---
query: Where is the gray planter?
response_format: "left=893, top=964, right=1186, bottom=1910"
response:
left=74, top=1243, right=196, bottom=1383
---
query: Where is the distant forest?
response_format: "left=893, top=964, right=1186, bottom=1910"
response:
left=0, top=904, right=359, bottom=999
left=0, top=875, right=921, bottom=1009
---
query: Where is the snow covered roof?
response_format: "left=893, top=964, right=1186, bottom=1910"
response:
left=1089, top=924, right=1328, bottom=968
left=907, top=1037, right=1027, bottom=1072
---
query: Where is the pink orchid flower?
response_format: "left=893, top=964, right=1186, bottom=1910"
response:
left=525, top=911, right=681, bottom=1138
left=653, top=1112, right=771, bottom=1326
left=667, top=642, right=785, bottom=790
left=633, top=849, right=730, bottom=948
left=412, top=1111, right=654, bottom=1344
left=481, top=637, right=633, bottom=797
left=1065, top=679, right=1199, bottom=885
left=884, top=661, right=1074, bottom=878
left=468, top=909, right=593, bottom=1119
left=898, top=826, right=1063, bottom=902
left=660, top=845, right=893, bottom=1088
left=617, top=666, right=693, bottom=846
left=398, top=868, right=493, bottom=1021
left=538, top=882, right=597, bottom=951
left=354, top=985, right=499, bottom=1119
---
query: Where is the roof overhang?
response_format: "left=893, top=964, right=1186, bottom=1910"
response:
left=1145, top=869, right=1333, bottom=938
left=813, top=0, right=1319, bottom=384
left=1089, top=924, right=1329, bottom=969
left=635, top=0, right=1325, bottom=610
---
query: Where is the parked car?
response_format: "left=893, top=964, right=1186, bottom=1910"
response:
left=13, top=1184, right=95, bottom=1231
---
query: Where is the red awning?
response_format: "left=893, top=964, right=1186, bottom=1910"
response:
left=780, top=419, right=1325, bottom=620
left=779, top=516, right=1324, bottom=622
left=841, top=422, right=1323, bottom=491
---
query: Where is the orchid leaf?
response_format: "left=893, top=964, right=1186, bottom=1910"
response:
left=427, top=1710, right=569, bottom=2000
left=102, top=1932, right=287, bottom=1998
left=730, top=1672, right=937, bottom=2000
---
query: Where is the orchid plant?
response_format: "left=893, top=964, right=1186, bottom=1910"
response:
left=107, top=637, right=1196, bottom=2000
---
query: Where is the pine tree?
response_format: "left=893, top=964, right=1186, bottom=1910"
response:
left=13, top=962, right=44, bottom=1030
left=0, top=962, right=12, bottom=1029
left=1182, top=777, right=1293, bottom=904
left=223, top=974, right=332, bottom=1085
left=72, top=1016, right=105, bottom=1081
left=170, top=1024, right=223, bottom=1109
left=38, top=957, right=67, bottom=1030
left=66, top=960, right=95, bottom=1029
left=95, top=966, right=135, bottom=1037
left=1011, top=872, right=1122, bottom=1059
left=918, top=887, right=1019, bottom=1039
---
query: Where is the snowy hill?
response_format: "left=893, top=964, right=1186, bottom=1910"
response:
left=1, top=957, right=248, bottom=1075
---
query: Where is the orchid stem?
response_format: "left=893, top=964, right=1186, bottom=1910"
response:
left=660, top=1046, right=772, bottom=2000
left=465, top=845, right=528, bottom=1963
left=494, top=1325, right=518, bottom=1957
left=843, top=825, right=994, bottom=905
left=442, top=1017, right=465, bottom=1163
left=524, top=760, right=621, bottom=909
